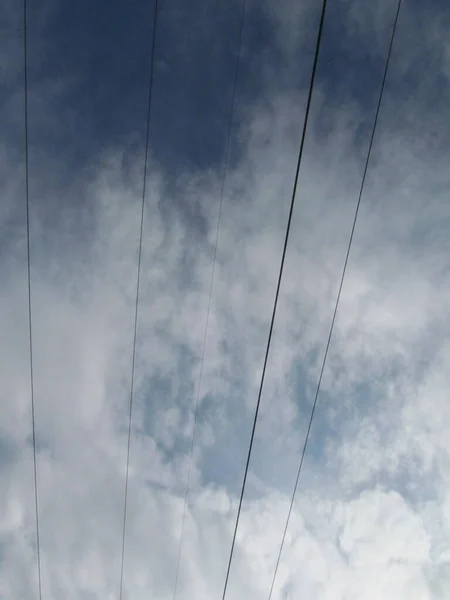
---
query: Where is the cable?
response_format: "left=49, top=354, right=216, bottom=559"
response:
left=266, top=2, right=403, bottom=598
left=171, top=2, right=248, bottom=598
left=118, top=2, right=159, bottom=598
left=220, top=3, right=328, bottom=599
left=23, top=2, right=43, bottom=599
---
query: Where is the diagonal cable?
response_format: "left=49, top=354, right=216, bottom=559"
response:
left=119, top=1, right=159, bottom=598
left=172, top=2, right=248, bottom=598
left=221, top=2, right=328, bottom=599
left=23, top=1, right=43, bottom=599
left=267, top=2, right=403, bottom=598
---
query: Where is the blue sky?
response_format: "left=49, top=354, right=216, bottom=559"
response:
left=1, top=0, right=450, bottom=598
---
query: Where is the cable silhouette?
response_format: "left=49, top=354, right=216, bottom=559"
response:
left=220, top=2, right=328, bottom=599
left=172, top=2, right=248, bottom=598
left=23, top=2, right=43, bottom=599
left=119, top=1, right=159, bottom=598
left=267, top=2, right=403, bottom=598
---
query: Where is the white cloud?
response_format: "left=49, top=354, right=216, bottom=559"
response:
left=2, top=0, right=450, bottom=598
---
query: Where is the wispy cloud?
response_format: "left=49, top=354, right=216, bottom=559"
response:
left=1, top=0, right=450, bottom=598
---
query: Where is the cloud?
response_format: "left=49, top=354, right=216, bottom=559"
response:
left=2, top=0, right=450, bottom=598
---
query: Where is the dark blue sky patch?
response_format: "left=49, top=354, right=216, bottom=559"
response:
left=149, top=0, right=244, bottom=173
left=25, top=0, right=253, bottom=177
left=26, top=0, right=155, bottom=171
left=16, top=0, right=446, bottom=204
left=20, top=0, right=422, bottom=184
left=316, top=1, right=399, bottom=112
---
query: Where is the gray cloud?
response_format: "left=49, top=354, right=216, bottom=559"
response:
left=2, top=0, right=450, bottom=598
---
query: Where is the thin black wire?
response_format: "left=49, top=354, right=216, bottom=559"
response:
left=172, top=3, right=248, bottom=598
left=267, top=2, right=403, bottom=598
left=220, top=2, right=328, bottom=599
left=23, top=2, right=43, bottom=599
left=119, top=2, right=159, bottom=598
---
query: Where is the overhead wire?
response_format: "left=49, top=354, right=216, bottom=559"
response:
left=118, top=1, right=159, bottom=598
left=23, top=2, right=43, bottom=600
left=267, top=1, right=403, bottom=598
left=172, top=2, right=248, bottom=598
left=220, top=2, right=328, bottom=599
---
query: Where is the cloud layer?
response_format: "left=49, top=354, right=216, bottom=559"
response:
left=1, top=0, right=450, bottom=598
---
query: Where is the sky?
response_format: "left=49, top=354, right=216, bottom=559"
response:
left=1, top=0, right=450, bottom=598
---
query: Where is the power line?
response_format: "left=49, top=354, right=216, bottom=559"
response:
left=23, top=2, right=43, bottom=599
left=119, top=1, right=159, bottom=598
left=220, top=2, right=328, bottom=599
left=267, top=2, right=403, bottom=598
left=171, top=2, right=248, bottom=598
